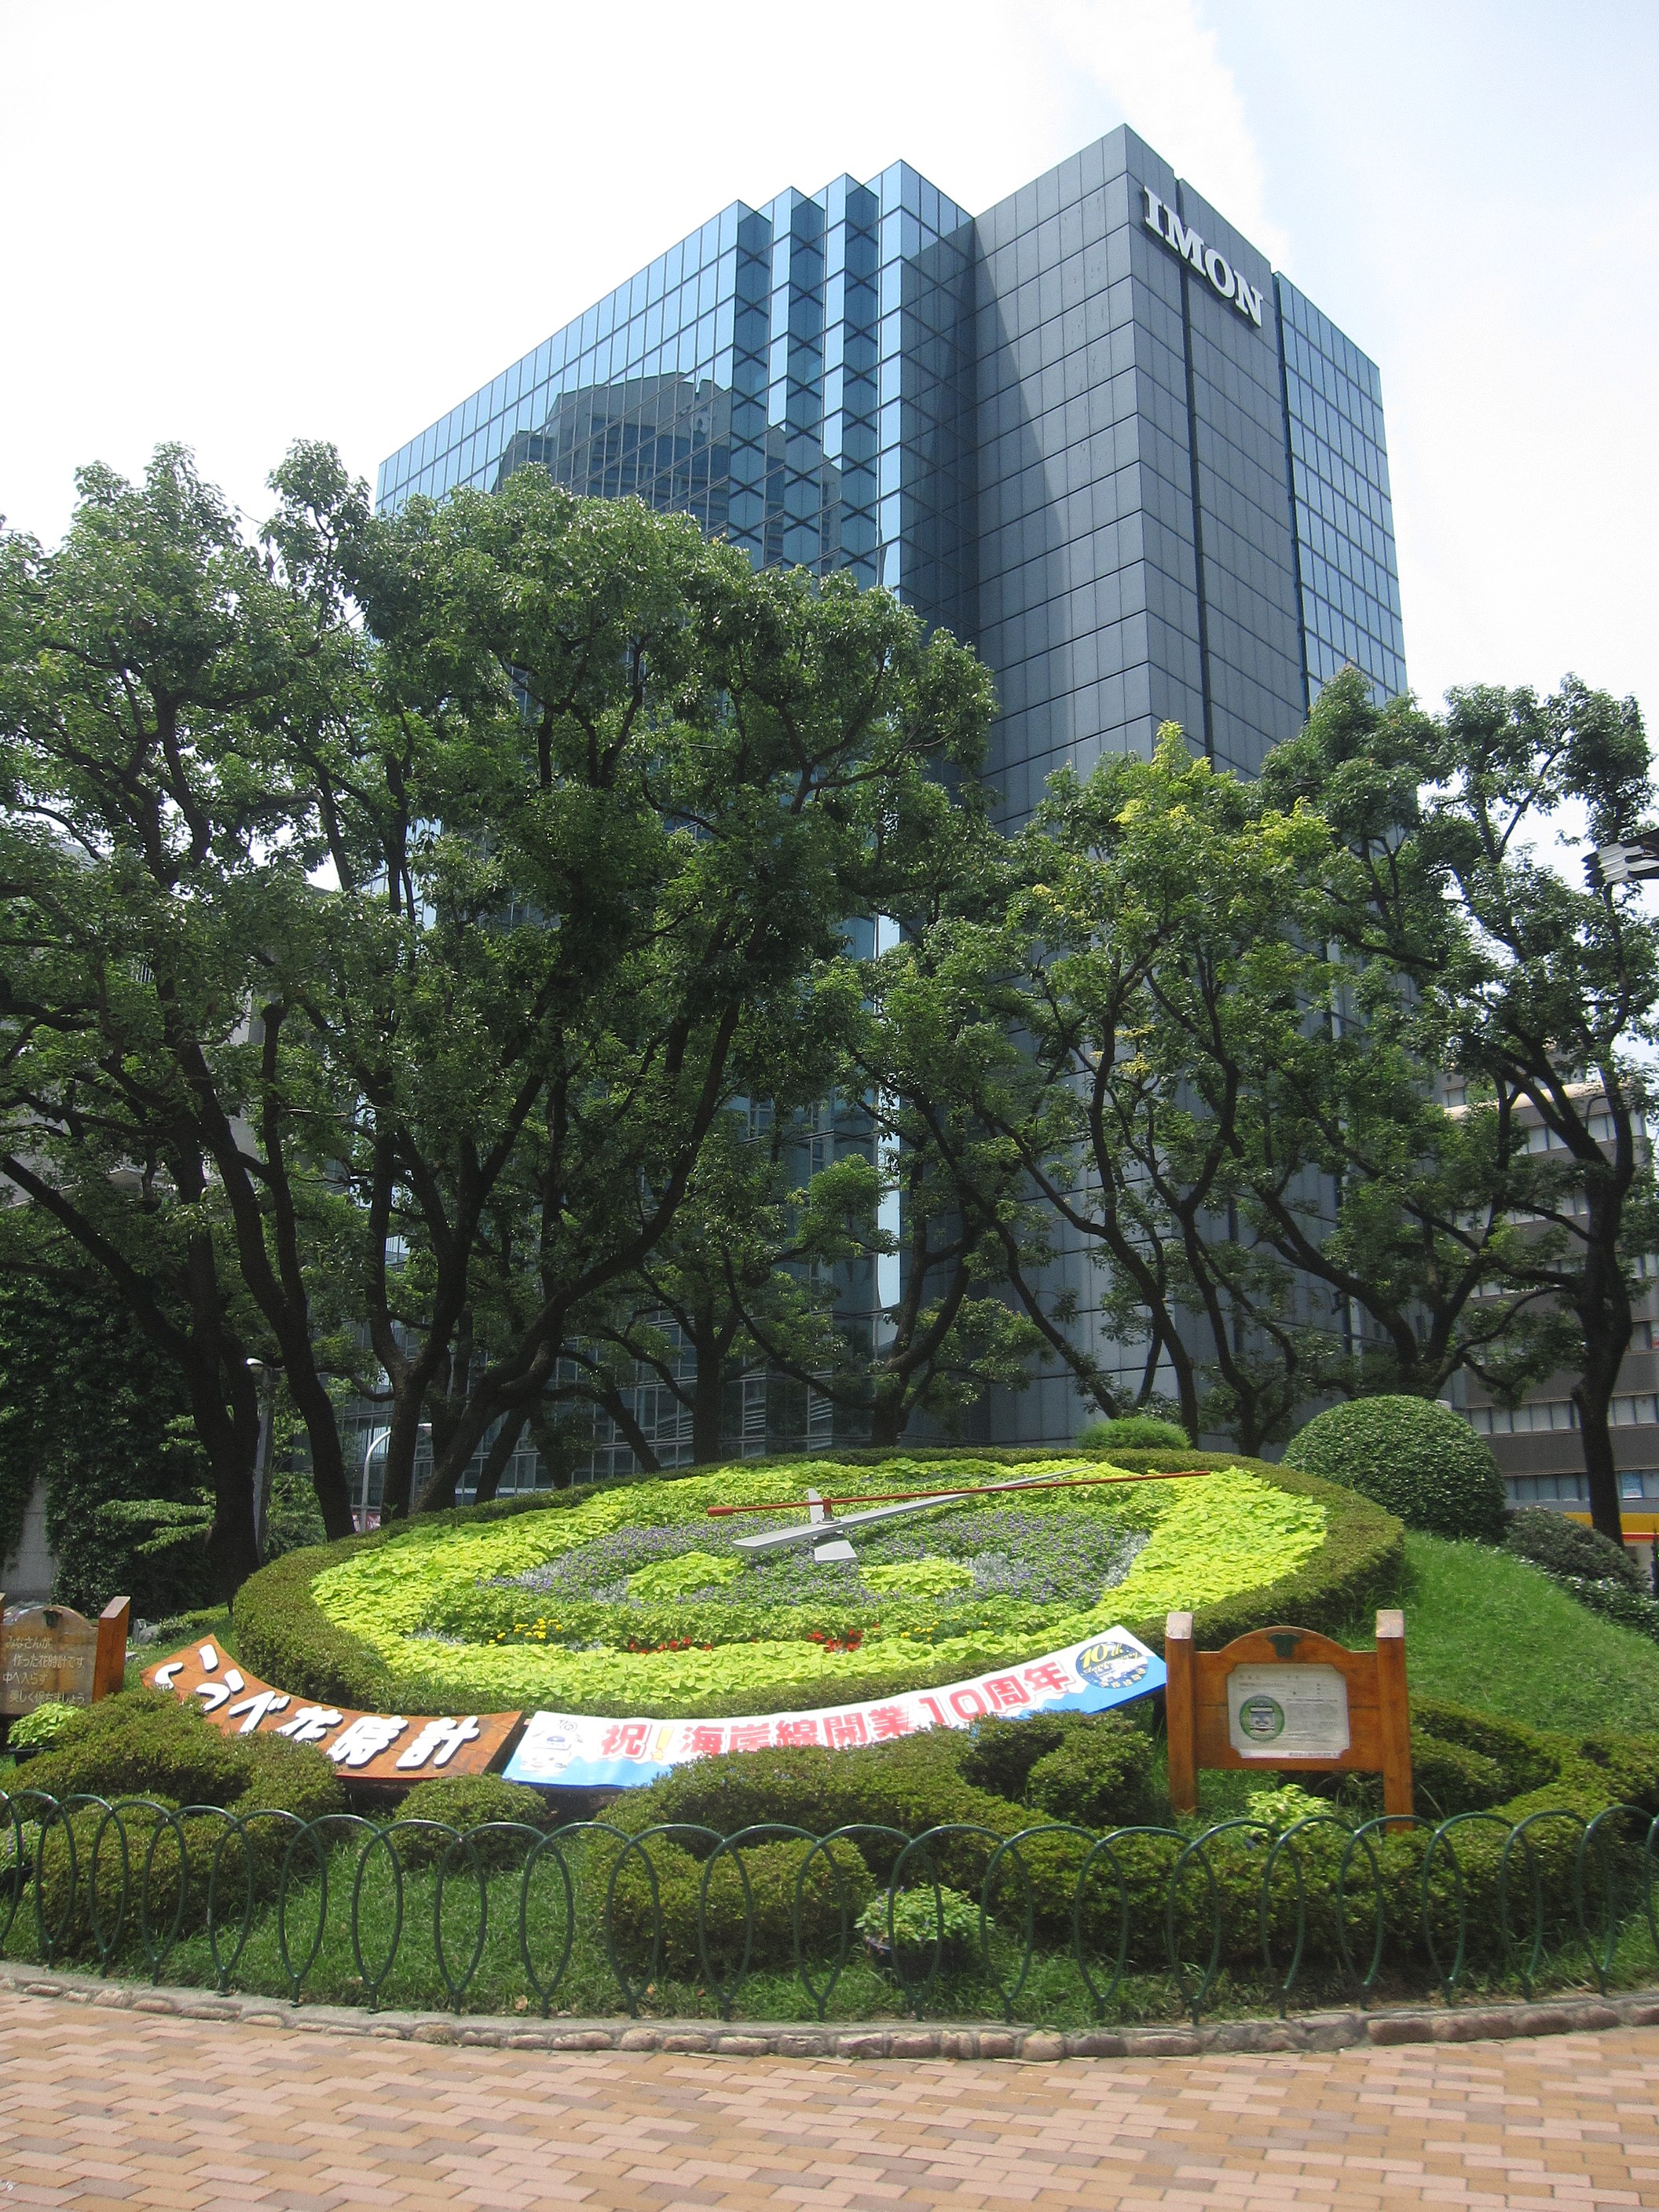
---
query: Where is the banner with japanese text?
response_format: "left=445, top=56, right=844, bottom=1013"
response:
left=142, top=1642, right=519, bottom=1782
left=504, top=1627, right=1163, bottom=1791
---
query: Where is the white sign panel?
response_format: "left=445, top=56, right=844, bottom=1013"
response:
left=506, top=1628, right=1164, bottom=1790
left=1226, top=1663, right=1351, bottom=1760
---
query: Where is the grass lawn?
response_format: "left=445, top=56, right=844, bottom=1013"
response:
left=1400, top=1531, right=1659, bottom=1735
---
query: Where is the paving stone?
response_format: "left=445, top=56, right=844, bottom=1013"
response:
left=4, top=1987, right=1657, bottom=2211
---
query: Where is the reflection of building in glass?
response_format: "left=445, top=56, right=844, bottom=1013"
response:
left=493, top=376, right=734, bottom=533
left=382, top=167, right=978, bottom=655
left=377, top=127, right=1406, bottom=1471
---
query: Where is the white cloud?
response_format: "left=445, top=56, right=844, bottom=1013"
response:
left=1041, top=0, right=1289, bottom=263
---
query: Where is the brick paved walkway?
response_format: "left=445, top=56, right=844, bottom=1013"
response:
left=3, top=1991, right=1657, bottom=2210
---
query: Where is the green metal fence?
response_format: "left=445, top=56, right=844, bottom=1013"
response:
left=4, top=1789, right=1655, bottom=2025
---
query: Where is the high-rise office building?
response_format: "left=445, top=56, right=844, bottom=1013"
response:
left=379, top=126, right=1403, bottom=806
left=376, top=125, right=1406, bottom=1462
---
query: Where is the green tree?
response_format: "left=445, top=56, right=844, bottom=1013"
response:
left=328, top=471, right=992, bottom=1514
left=0, top=446, right=372, bottom=1593
left=1265, top=669, right=1659, bottom=1541
left=0, top=1215, right=213, bottom=1618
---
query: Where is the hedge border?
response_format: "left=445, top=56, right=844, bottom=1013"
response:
left=231, top=1448, right=1405, bottom=1717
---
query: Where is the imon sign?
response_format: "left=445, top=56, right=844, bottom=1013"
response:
left=1141, top=187, right=1265, bottom=329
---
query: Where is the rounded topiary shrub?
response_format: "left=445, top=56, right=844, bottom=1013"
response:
left=1281, top=1397, right=1507, bottom=1540
left=1503, top=1506, right=1643, bottom=1590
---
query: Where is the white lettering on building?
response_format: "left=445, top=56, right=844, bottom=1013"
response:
left=1141, top=187, right=1264, bottom=328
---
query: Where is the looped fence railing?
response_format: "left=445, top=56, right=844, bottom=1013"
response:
left=1, top=1786, right=1654, bottom=2025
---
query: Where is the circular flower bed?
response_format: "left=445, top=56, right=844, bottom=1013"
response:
left=295, top=1454, right=1336, bottom=1716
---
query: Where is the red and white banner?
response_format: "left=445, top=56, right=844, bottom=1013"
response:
left=504, top=1627, right=1163, bottom=1789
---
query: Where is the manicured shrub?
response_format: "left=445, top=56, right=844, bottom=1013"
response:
left=956, top=1713, right=1073, bottom=1801
left=239, top=1449, right=1403, bottom=1712
left=1410, top=1734, right=1509, bottom=1817
left=19, top=1689, right=247, bottom=1808
left=1077, top=1415, right=1192, bottom=1452
left=1504, top=1507, right=1642, bottom=1591
left=858, top=1883, right=982, bottom=1969
left=603, top=1834, right=873, bottom=1978
left=393, top=1774, right=549, bottom=1870
left=1409, top=1696, right=1563, bottom=1798
left=232, top=1540, right=397, bottom=1708
left=11, top=1688, right=346, bottom=1822
left=1025, top=1722, right=1156, bottom=1831
left=607, top=1734, right=1022, bottom=1888
left=6, top=1689, right=346, bottom=1962
left=1578, top=1731, right=1659, bottom=1815
left=1282, top=1397, right=1507, bottom=1540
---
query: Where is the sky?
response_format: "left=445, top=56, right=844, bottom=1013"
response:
left=1, top=0, right=1654, bottom=728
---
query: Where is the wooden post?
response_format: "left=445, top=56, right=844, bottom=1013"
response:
left=1374, top=1606, right=1413, bottom=1829
left=93, top=1596, right=130, bottom=1703
left=1164, top=1610, right=1197, bottom=1815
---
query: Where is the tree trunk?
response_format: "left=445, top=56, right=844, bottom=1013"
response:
left=469, top=1409, right=530, bottom=1508
left=868, top=1384, right=909, bottom=1448
left=1571, top=1178, right=1633, bottom=1544
left=690, top=1320, right=728, bottom=1464
left=191, top=1354, right=262, bottom=1602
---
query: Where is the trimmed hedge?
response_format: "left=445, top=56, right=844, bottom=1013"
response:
left=1505, top=1507, right=1642, bottom=1590
left=3, top=1689, right=347, bottom=1965
left=1283, top=1397, right=1507, bottom=1541
left=229, top=1449, right=1407, bottom=1715
left=585, top=1693, right=1658, bottom=1984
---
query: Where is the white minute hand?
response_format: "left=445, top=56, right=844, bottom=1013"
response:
left=730, top=1468, right=1084, bottom=1555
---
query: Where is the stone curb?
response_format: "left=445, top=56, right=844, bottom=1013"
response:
left=3, top=1959, right=1658, bottom=2060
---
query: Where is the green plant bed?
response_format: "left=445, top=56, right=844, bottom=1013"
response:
left=1401, top=1533, right=1659, bottom=1735
left=232, top=1449, right=1403, bottom=1719
left=9, top=1694, right=1659, bottom=2025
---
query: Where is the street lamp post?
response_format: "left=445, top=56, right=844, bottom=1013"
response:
left=247, top=1358, right=279, bottom=1560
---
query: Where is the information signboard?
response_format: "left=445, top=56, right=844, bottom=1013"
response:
left=1, top=1593, right=129, bottom=1718
left=0, top=1604, right=97, bottom=1714
left=1164, top=1611, right=1412, bottom=1825
left=1225, top=1662, right=1351, bottom=1760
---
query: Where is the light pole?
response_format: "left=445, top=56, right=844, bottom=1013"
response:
left=359, top=1426, right=389, bottom=1533
left=247, top=1358, right=280, bottom=1559
left=358, top=1423, right=430, bottom=1532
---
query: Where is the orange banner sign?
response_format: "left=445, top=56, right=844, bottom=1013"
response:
left=143, top=1641, right=520, bottom=1784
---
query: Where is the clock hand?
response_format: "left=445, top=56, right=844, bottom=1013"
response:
left=731, top=1467, right=1082, bottom=1555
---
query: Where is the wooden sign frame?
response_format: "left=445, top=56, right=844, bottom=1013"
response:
left=0, top=1593, right=129, bottom=1716
left=1163, top=1609, right=1412, bottom=1825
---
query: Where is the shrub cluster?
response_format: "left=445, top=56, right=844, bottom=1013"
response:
left=1501, top=1507, right=1659, bottom=1646
left=1282, top=1397, right=1507, bottom=1541
left=582, top=1692, right=1659, bottom=1986
left=1504, top=1507, right=1643, bottom=1589
left=1075, top=1415, right=1192, bottom=1452
left=2, top=1689, right=346, bottom=1964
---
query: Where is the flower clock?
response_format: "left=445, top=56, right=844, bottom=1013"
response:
left=309, top=1456, right=1328, bottom=1719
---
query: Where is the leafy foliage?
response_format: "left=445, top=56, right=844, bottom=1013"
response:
left=1503, top=1506, right=1643, bottom=1590
left=0, top=1257, right=212, bottom=1617
left=292, top=1455, right=1324, bottom=1714
left=1282, top=1396, right=1507, bottom=1540
left=1077, top=1415, right=1192, bottom=1452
